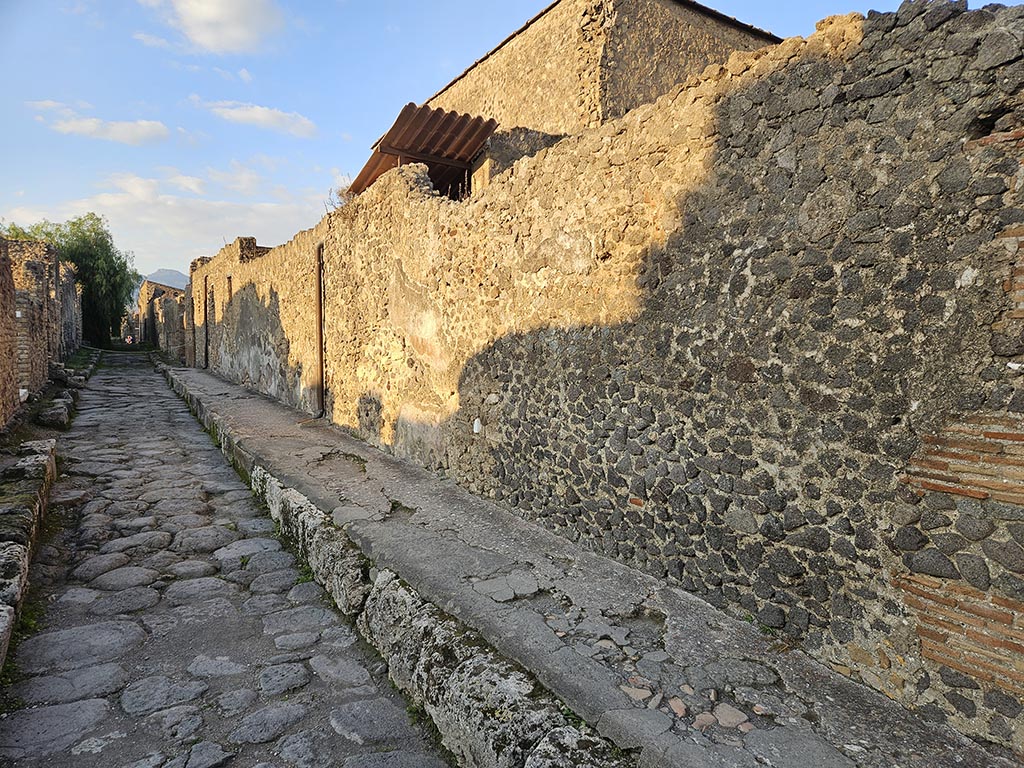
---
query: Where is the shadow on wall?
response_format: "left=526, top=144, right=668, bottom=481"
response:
left=353, top=8, right=1024, bottom=747
left=357, top=392, right=384, bottom=441
left=188, top=5, right=1024, bottom=749
left=210, top=282, right=316, bottom=413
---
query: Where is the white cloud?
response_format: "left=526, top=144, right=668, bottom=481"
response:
left=26, top=100, right=76, bottom=118
left=52, top=117, right=170, bottom=145
left=207, top=160, right=263, bottom=196
left=4, top=173, right=320, bottom=275
left=212, top=66, right=235, bottom=81
left=168, top=174, right=205, bottom=195
left=157, top=166, right=207, bottom=195
left=141, top=0, right=284, bottom=54
left=133, top=31, right=171, bottom=48
left=27, top=99, right=68, bottom=112
left=238, top=67, right=252, bottom=83
left=199, top=98, right=316, bottom=138
left=27, top=100, right=170, bottom=145
left=102, top=173, right=161, bottom=202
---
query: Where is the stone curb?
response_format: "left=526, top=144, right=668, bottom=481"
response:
left=0, top=348, right=99, bottom=669
left=0, top=440, right=57, bottom=669
left=161, top=364, right=633, bottom=768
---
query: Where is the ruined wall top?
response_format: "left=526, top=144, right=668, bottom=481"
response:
left=5, top=238, right=58, bottom=294
left=139, top=279, right=185, bottom=300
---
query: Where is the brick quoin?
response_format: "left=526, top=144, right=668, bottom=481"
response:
left=895, top=574, right=1024, bottom=698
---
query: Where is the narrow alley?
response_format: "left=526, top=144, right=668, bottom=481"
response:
left=0, top=353, right=449, bottom=768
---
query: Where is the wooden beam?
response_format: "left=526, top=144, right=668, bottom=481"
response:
left=378, top=144, right=471, bottom=170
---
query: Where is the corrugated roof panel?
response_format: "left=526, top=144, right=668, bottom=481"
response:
left=350, top=103, right=498, bottom=197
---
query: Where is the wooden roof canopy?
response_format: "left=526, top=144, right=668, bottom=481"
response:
left=349, top=103, right=499, bottom=198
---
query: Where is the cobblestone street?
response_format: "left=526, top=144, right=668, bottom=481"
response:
left=0, top=353, right=449, bottom=768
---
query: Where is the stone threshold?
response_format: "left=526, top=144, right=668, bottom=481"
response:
left=160, top=363, right=1016, bottom=768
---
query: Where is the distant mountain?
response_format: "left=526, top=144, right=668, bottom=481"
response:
left=146, top=269, right=189, bottom=290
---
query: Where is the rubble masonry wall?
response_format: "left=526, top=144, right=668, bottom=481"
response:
left=188, top=4, right=1024, bottom=751
left=8, top=240, right=57, bottom=395
left=0, top=241, right=19, bottom=429
left=428, top=0, right=771, bottom=135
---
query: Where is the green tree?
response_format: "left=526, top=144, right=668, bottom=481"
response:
left=2, top=213, right=139, bottom=347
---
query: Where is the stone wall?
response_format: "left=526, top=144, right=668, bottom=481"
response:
left=600, top=0, right=777, bottom=120
left=4, top=238, right=80, bottom=405
left=189, top=2, right=1024, bottom=753
left=154, top=291, right=187, bottom=363
left=428, top=0, right=774, bottom=183
left=0, top=241, right=18, bottom=429
left=58, top=262, right=81, bottom=361
left=427, top=0, right=605, bottom=136
left=138, top=280, right=186, bottom=360
left=187, top=233, right=323, bottom=413
left=8, top=240, right=57, bottom=395
left=137, top=280, right=161, bottom=344
left=183, top=258, right=208, bottom=369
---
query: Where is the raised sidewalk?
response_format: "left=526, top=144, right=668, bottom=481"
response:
left=161, top=363, right=1015, bottom=768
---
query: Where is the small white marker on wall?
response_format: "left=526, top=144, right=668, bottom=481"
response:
left=473, top=418, right=482, bottom=434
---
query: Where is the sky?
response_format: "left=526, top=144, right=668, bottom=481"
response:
left=0, top=0, right=978, bottom=276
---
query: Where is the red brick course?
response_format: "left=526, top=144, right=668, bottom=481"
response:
left=896, top=573, right=1024, bottom=697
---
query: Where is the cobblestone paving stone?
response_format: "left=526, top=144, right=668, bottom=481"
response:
left=0, top=353, right=450, bottom=768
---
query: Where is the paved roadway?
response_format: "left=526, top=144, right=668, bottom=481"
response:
left=0, top=352, right=449, bottom=768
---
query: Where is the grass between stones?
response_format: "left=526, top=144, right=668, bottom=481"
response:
left=0, top=596, right=43, bottom=694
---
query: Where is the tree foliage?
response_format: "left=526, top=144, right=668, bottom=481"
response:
left=2, top=213, right=139, bottom=347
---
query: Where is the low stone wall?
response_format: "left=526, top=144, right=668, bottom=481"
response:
left=0, top=440, right=57, bottom=669
left=0, top=242, right=19, bottom=429
left=186, top=2, right=1024, bottom=752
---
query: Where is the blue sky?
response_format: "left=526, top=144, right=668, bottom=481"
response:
left=0, top=0, right=978, bottom=275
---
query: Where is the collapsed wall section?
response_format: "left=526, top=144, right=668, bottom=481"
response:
left=188, top=233, right=322, bottom=413
left=0, top=241, right=19, bottom=428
